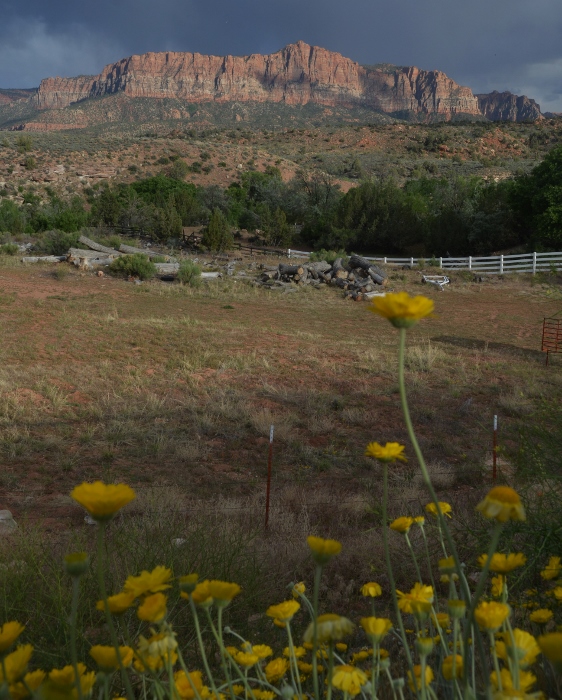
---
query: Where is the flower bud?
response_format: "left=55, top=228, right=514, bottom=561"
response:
left=281, top=685, right=295, bottom=700
left=392, top=678, right=405, bottom=690
left=448, top=599, right=466, bottom=619
left=64, top=552, right=90, bottom=578
left=415, top=637, right=434, bottom=657
left=179, top=574, right=198, bottom=594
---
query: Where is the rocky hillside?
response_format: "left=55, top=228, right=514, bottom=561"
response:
left=2, top=42, right=543, bottom=131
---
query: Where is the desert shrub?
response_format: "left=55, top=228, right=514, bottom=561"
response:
left=150, top=255, right=168, bottom=263
left=309, top=248, right=348, bottom=265
left=0, top=243, right=19, bottom=255
left=177, top=259, right=201, bottom=286
left=37, top=230, right=81, bottom=255
left=202, top=208, right=233, bottom=252
left=24, top=156, right=36, bottom=170
left=109, top=253, right=156, bottom=280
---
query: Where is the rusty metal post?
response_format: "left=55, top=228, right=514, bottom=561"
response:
left=492, top=415, right=498, bottom=481
left=265, top=425, right=274, bottom=529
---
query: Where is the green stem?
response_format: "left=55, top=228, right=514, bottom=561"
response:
left=382, top=464, right=415, bottom=680
left=397, top=328, right=489, bottom=693
left=419, top=526, right=437, bottom=595
left=311, top=564, right=322, bottom=700
left=488, top=632, right=503, bottom=693
left=187, top=598, right=220, bottom=700
left=70, top=577, right=84, bottom=700
left=285, top=621, right=303, bottom=699
left=405, top=532, right=423, bottom=583
left=96, top=524, right=135, bottom=700
left=385, top=668, right=397, bottom=700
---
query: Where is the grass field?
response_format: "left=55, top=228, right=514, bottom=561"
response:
left=0, top=258, right=561, bottom=667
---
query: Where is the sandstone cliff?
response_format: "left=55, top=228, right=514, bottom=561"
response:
left=476, top=91, right=543, bottom=122
left=26, top=42, right=542, bottom=123
left=33, top=41, right=482, bottom=120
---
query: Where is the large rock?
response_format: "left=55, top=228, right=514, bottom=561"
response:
left=0, top=510, right=17, bottom=532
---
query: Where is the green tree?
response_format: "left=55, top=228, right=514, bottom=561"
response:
left=16, top=135, right=33, bottom=153
left=510, top=145, right=562, bottom=248
left=202, top=209, right=233, bottom=252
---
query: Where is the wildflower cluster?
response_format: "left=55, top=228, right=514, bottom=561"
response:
left=1, top=293, right=561, bottom=700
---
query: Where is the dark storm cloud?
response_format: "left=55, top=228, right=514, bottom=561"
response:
left=2, top=0, right=562, bottom=110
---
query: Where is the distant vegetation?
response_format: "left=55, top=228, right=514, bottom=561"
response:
left=1, top=137, right=562, bottom=255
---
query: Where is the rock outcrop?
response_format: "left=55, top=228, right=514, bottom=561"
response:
left=476, top=91, right=543, bottom=122
left=33, top=41, right=482, bottom=120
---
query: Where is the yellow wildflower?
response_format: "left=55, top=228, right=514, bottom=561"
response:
left=304, top=614, right=354, bottom=644
left=538, top=633, right=562, bottom=668
left=442, top=655, right=463, bottom=681
left=283, top=646, right=305, bottom=658
left=331, top=665, right=367, bottom=696
left=96, top=591, right=136, bottom=615
left=491, top=575, right=506, bottom=598
left=264, top=658, right=289, bottom=683
left=478, top=553, right=527, bottom=573
left=137, top=593, right=167, bottom=623
left=253, top=692, right=276, bottom=700
left=474, top=601, right=510, bottom=631
left=414, top=516, right=425, bottom=525
left=433, top=612, right=450, bottom=629
left=207, top=581, right=241, bottom=604
left=397, top=583, right=434, bottom=615
left=530, top=609, right=553, bottom=625
left=336, top=642, right=348, bottom=652
left=0, top=621, right=25, bottom=653
left=360, top=617, right=392, bottom=643
left=297, top=661, right=313, bottom=674
left=292, top=581, right=306, bottom=598
left=306, top=536, right=342, bottom=564
left=407, top=664, right=434, bottom=692
left=174, top=670, right=210, bottom=700
left=351, top=651, right=370, bottom=664
left=266, top=600, right=300, bottom=622
left=124, top=566, right=172, bottom=598
left=496, top=629, right=540, bottom=668
left=234, top=652, right=259, bottom=668
left=179, top=574, right=199, bottom=594
left=8, top=669, right=46, bottom=700
left=364, top=442, right=407, bottom=462
left=190, top=580, right=213, bottom=606
left=425, top=501, right=452, bottom=518
left=251, top=645, right=273, bottom=659
left=231, top=686, right=244, bottom=696
left=554, top=586, right=562, bottom=601
left=370, top=291, right=434, bottom=328
left=89, top=646, right=133, bottom=672
left=44, top=663, right=96, bottom=700
left=360, top=582, right=382, bottom=598
left=438, top=556, right=456, bottom=574
left=390, top=516, right=413, bottom=533
left=540, top=556, right=561, bottom=581
left=0, top=645, right=33, bottom=683
left=70, top=481, right=135, bottom=521
left=476, top=486, right=525, bottom=522
left=490, top=668, right=537, bottom=693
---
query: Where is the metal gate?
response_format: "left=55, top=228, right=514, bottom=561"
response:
left=542, top=317, right=562, bottom=365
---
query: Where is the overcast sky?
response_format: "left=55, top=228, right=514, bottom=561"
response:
left=1, top=0, right=562, bottom=111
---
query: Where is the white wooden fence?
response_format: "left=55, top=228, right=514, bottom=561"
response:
left=286, top=249, right=562, bottom=274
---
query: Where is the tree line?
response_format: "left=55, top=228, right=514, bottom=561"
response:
left=2, top=145, right=562, bottom=254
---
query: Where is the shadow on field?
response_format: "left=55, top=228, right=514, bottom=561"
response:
left=432, top=335, right=545, bottom=362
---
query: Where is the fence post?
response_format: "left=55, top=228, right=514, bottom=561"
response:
left=439, top=257, right=442, bottom=269
left=384, top=257, right=387, bottom=264
left=468, top=256, right=472, bottom=270
left=500, top=255, right=504, bottom=274
left=410, top=257, right=414, bottom=268
left=533, top=251, right=537, bottom=274
left=288, top=249, right=291, bottom=259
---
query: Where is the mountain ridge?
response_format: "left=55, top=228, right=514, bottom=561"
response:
left=1, top=42, right=543, bottom=129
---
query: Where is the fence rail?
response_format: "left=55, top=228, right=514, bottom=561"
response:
left=286, top=249, right=562, bottom=274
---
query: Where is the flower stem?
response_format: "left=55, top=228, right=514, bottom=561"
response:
left=382, top=463, right=415, bottom=681
left=70, top=576, right=85, bottom=700
left=311, top=564, right=322, bottom=700
left=187, top=598, right=220, bottom=700
left=96, top=523, right=135, bottom=700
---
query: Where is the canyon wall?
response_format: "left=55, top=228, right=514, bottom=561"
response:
left=30, top=42, right=541, bottom=122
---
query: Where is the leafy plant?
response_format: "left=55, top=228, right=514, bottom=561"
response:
left=0, top=243, right=19, bottom=255
left=177, top=259, right=201, bottom=286
left=109, top=253, right=156, bottom=280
